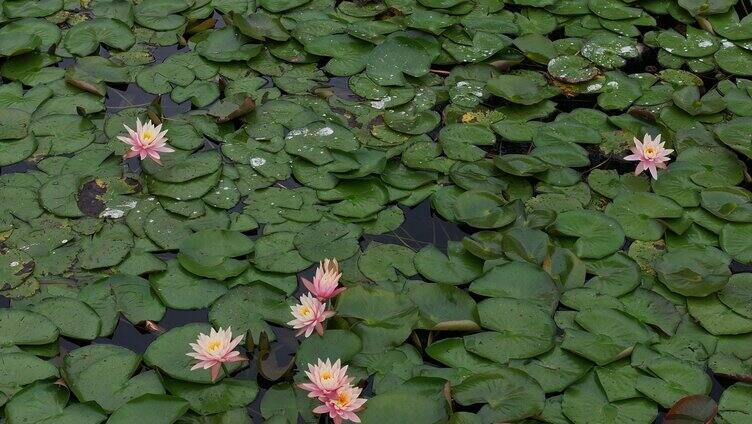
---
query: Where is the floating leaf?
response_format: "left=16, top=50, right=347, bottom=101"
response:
left=63, top=18, right=135, bottom=57
left=62, top=344, right=164, bottom=412
left=178, top=230, right=253, bottom=280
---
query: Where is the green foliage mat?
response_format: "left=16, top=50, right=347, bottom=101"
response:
left=1, top=0, right=752, bottom=423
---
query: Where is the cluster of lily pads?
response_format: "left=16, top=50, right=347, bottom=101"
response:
left=4, top=0, right=752, bottom=423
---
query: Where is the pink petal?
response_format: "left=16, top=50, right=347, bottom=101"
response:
left=117, top=136, right=136, bottom=145
left=191, top=360, right=215, bottom=371
left=227, top=335, right=244, bottom=351
left=633, top=138, right=643, bottom=151
left=302, top=277, right=316, bottom=293
left=224, top=355, right=246, bottom=364
left=634, top=162, right=645, bottom=176
left=346, top=412, right=361, bottom=423
left=313, top=405, right=330, bottom=414
left=210, top=363, right=221, bottom=382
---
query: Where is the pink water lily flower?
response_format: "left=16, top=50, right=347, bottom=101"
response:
left=302, top=258, right=345, bottom=301
left=623, top=134, right=673, bottom=180
left=313, top=384, right=368, bottom=424
left=287, top=293, right=335, bottom=338
left=299, top=358, right=353, bottom=400
left=186, top=327, right=246, bottom=382
left=118, top=118, right=174, bottom=165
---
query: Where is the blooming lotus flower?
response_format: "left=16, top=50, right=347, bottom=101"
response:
left=623, top=134, right=673, bottom=180
left=287, top=293, right=335, bottom=338
left=299, top=358, right=353, bottom=400
left=186, top=327, right=245, bottom=382
left=302, top=258, right=345, bottom=301
left=118, top=118, right=174, bottom=165
left=312, top=384, right=367, bottom=424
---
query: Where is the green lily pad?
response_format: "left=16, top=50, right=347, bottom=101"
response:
left=487, top=71, right=560, bottom=105
left=408, top=282, right=479, bottom=331
left=295, top=329, right=362, bottom=368
left=62, top=344, right=164, bottom=412
left=469, top=261, right=558, bottom=313
left=655, top=246, right=731, bottom=297
left=293, top=219, right=361, bottom=262
left=605, top=193, right=683, bottom=241
left=209, top=285, right=290, bottom=344
left=149, top=260, right=227, bottom=310
left=365, top=32, right=439, bottom=86
left=718, top=273, right=752, bottom=319
left=359, top=377, right=449, bottom=424
left=0, top=309, right=59, bottom=346
left=134, top=0, right=190, bottom=31
left=552, top=210, right=625, bottom=259
left=178, top=230, right=254, bottom=280
left=358, top=243, right=416, bottom=282
left=196, top=28, right=262, bottom=62
left=63, top=18, right=135, bottom=57
left=0, top=351, right=58, bottom=388
left=453, top=369, right=545, bottom=422
left=4, top=382, right=107, bottom=424
left=107, top=394, right=189, bottom=424
left=688, top=294, right=752, bottom=335
left=562, top=372, right=657, bottom=424
left=3, top=0, right=63, bottom=18
left=717, top=383, right=752, bottom=423
left=28, top=297, right=101, bottom=340
left=162, top=377, right=258, bottom=416
left=453, top=191, right=516, bottom=229
left=414, top=241, right=483, bottom=285
left=464, top=297, right=555, bottom=364
left=78, top=274, right=166, bottom=336
left=561, top=308, right=654, bottom=365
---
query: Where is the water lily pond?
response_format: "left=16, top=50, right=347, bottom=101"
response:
left=4, top=0, right=752, bottom=422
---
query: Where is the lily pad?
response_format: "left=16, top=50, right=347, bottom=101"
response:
left=63, top=18, right=135, bottom=57
left=178, top=230, right=254, bottom=280
left=414, top=241, right=483, bottom=285
left=655, top=246, right=731, bottom=297
left=62, top=344, right=164, bottom=412
left=552, top=210, right=625, bottom=259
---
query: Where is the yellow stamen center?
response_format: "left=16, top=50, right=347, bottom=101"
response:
left=321, top=371, right=332, bottom=380
left=300, top=306, right=311, bottom=317
left=207, top=340, right=222, bottom=352
left=336, top=392, right=350, bottom=406
left=142, top=130, right=155, bottom=144
left=644, top=145, right=657, bottom=158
